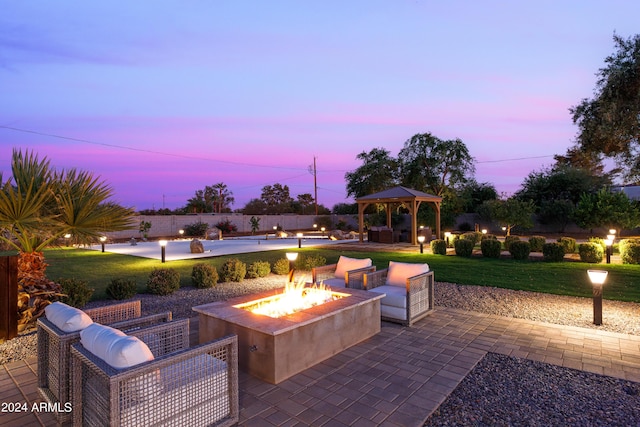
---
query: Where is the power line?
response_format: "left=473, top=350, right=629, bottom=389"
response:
left=476, top=155, right=554, bottom=164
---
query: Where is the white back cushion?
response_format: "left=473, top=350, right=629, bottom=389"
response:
left=81, top=323, right=154, bottom=369
left=385, top=261, right=429, bottom=287
left=334, top=256, right=372, bottom=279
left=45, top=301, right=93, bottom=332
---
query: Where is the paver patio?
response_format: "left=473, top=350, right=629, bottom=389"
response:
left=2, top=307, right=640, bottom=426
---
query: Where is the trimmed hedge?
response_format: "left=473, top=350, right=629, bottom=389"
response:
left=272, top=258, right=291, bottom=275
left=528, top=235, right=546, bottom=252
left=146, top=268, right=180, bottom=295
left=58, top=278, right=94, bottom=308
left=191, top=263, right=218, bottom=288
left=504, top=235, right=520, bottom=251
left=106, top=278, right=137, bottom=300
left=219, top=258, right=247, bottom=282
left=481, top=239, right=502, bottom=258
left=542, top=243, right=565, bottom=262
left=558, top=237, right=577, bottom=254
left=430, top=239, right=447, bottom=255
left=246, top=261, right=272, bottom=279
left=620, top=239, right=640, bottom=264
left=578, top=242, right=604, bottom=264
left=454, top=238, right=474, bottom=257
left=510, top=241, right=531, bottom=261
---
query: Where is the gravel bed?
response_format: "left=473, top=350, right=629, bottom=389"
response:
left=3, top=278, right=640, bottom=425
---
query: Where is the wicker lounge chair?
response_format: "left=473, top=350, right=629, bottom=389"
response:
left=311, top=256, right=376, bottom=289
left=71, top=319, right=239, bottom=427
left=37, top=300, right=172, bottom=423
left=363, top=261, right=434, bottom=326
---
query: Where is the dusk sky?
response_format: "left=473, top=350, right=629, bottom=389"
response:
left=2, top=1, right=639, bottom=211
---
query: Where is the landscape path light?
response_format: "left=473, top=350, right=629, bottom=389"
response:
left=99, top=236, right=107, bottom=253
left=321, top=227, right=326, bottom=237
left=178, top=229, right=184, bottom=238
left=606, top=234, right=615, bottom=264
left=444, top=231, right=452, bottom=247
left=481, top=229, right=487, bottom=235
left=159, top=240, right=168, bottom=263
left=417, top=235, right=425, bottom=254
left=286, top=252, right=298, bottom=282
left=297, top=232, right=303, bottom=248
left=587, top=269, right=608, bottom=325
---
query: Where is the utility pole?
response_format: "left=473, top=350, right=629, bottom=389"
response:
left=310, top=156, right=318, bottom=215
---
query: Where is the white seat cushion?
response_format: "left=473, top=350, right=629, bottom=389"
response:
left=80, top=323, right=154, bottom=369
left=385, top=261, right=429, bottom=287
left=321, top=278, right=347, bottom=289
left=45, top=301, right=93, bottom=332
left=368, top=285, right=407, bottom=308
left=334, top=256, right=372, bottom=280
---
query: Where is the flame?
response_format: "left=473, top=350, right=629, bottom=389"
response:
left=236, top=278, right=346, bottom=318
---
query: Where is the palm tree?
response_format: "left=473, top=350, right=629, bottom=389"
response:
left=0, top=149, right=135, bottom=330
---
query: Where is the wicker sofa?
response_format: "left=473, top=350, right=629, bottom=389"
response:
left=363, top=261, right=434, bottom=326
left=37, top=300, right=172, bottom=423
left=311, top=256, right=376, bottom=290
left=71, top=319, right=239, bottom=427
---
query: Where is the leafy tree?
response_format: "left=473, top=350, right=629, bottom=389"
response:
left=260, top=183, right=293, bottom=213
left=184, top=189, right=207, bottom=213
left=553, top=145, right=606, bottom=177
left=572, top=188, right=640, bottom=231
left=478, top=197, right=535, bottom=236
left=570, top=33, right=640, bottom=183
left=295, top=193, right=315, bottom=214
left=538, top=199, right=575, bottom=232
left=458, top=179, right=498, bottom=213
left=0, top=149, right=135, bottom=328
left=332, top=202, right=358, bottom=215
left=397, top=132, right=475, bottom=196
left=209, top=182, right=234, bottom=213
left=241, top=198, right=268, bottom=215
left=345, top=147, right=398, bottom=198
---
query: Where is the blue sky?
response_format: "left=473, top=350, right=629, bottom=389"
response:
left=1, top=1, right=639, bottom=211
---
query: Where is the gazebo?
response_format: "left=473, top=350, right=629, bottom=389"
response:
left=356, top=186, right=442, bottom=245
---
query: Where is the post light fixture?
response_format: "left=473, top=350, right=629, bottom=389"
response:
left=159, top=240, right=168, bottom=263
left=587, top=269, right=608, bottom=325
left=417, top=235, right=426, bottom=254
left=321, top=226, right=326, bottom=237
left=481, top=229, right=488, bottom=235
left=99, top=236, right=107, bottom=253
left=605, top=238, right=613, bottom=264
left=609, top=229, right=616, bottom=235
left=444, top=231, right=452, bottom=247
left=285, top=252, right=298, bottom=282
left=179, top=229, right=184, bottom=238
left=296, top=232, right=303, bottom=248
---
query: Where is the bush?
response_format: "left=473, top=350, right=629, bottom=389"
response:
left=183, top=221, right=209, bottom=237
left=246, top=261, right=272, bottom=279
left=481, top=233, right=497, bottom=241
left=191, top=263, right=218, bottom=288
left=454, top=238, right=474, bottom=257
left=481, top=239, right=502, bottom=258
left=462, top=231, right=481, bottom=246
left=558, top=237, right=577, bottom=254
left=272, top=258, right=291, bottom=275
left=146, top=268, right=180, bottom=295
left=542, top=243, right=565, bottom=262
left=58, top=278, right=94, bottom=308
left=430, top=239, right=447, bottom=255
left=106, top=278, right=137, bottom=300
left=588, top=237, right=607, bottom=253
left=215, top=219, right=237, bottom=234
left=510, top=241, right=531, bottom=261
left=578, top=242, right=604, bottom=263
left=298, top=254, right=327, bottom=271
left=620, top=239, right=640, bottom=264
left=504, top=235, right=520, bottom=251
left=219, top=258, right=246, bottom=282
left=528, top=236, right=546, bottom=252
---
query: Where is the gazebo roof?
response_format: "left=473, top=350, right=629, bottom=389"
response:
left=356, top=186, right=442, bottom=203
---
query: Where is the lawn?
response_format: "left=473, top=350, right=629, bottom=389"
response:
left=3, top=246, right=640, bottom=302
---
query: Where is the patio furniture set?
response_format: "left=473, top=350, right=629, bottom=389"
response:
left=35, top=257, right=432, bottom=426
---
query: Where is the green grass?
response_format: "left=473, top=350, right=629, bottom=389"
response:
left=3, top=246, right=640, bottom=303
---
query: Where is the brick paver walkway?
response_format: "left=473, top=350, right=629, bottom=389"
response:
left=2, top=307, right=639, bottom=426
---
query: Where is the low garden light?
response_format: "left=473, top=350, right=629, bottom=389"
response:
left=605, top=234, right=615, bottom=264
left=179, top=229, right=184, bottom=238
left=444, top=231, right=452, bottom=247
left=297, top=232, right=303, bottom=248
left=417, top=235, right=426, bottom=254
left=159, top=240, right=168, bottom=263
left=481, top=229, right=487, bottom=235
left=99, top=236, right=107, bottom=253
left=587, top=269, right=608, bottom=325
left=321, top=227, right=326, bottom=237
left=286, top=252, right=298, bottom=282
left=609, top=229, right=616, bottom=235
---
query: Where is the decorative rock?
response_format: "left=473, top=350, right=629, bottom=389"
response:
left=190, top=239, right=204, bottom=253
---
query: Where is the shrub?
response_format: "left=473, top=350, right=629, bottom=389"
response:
left=106, top=278, right=137, bottom=300
left=183, top=221, right=209, bottom=237
left=528, top=236, right=546, bottom=252
left=510, top=241, right=531, bottom=261
left=454, top=238, right=474, bottom=257
left=481, top=233, right=497, bottom=241
left=462, top=231, right=482, bottom=246
left=504, top=235, right=520, bottom=251
left=215, top=219, right=238, bottom=234
left=191, top=263, right=218, bottom=288
left=219, top=258, right=246, bottom=282
left=481, top=239, right=502, bottom=258
left=578, top=242, right=604, bottom=263
left=298, top=254, right=327, bottom=271
left=430, top=239, right=447, bottom=255
left=558, top=237, right=576, bottom=254
left=588, top=237, right=607, bottom=253
left=272, top=258, right=291, bottom=275
left=542, top=243, right=565, bottom=262
left=620, top=239, right=640, bottom=264
left=146, top=268, right=180, bottom=295
left=58, top=278, right=94, bottom=308
left=246, top=261, right=272, bottom=279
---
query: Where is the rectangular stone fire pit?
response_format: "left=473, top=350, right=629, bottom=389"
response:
left=193, top=287, right=384, bottom=384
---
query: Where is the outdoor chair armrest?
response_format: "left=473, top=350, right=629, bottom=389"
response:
left=311, top=263, right=338, bottom=283
left=363, top=268, right=389, bottom=290
left=128, top=318, right=190, bottom=357
left=345, top=265, right=377, bottom=290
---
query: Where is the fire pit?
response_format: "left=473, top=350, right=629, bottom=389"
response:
left=193, top=281, right=384, bottom=384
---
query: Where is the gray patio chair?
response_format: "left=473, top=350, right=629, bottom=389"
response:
left=363, top=261, right=434, bottom=326
left=311, top=255, right=376, bottom=289
left=71, top=319, right=239, bottom=427
left=37, top=300, right=172, bottom=423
